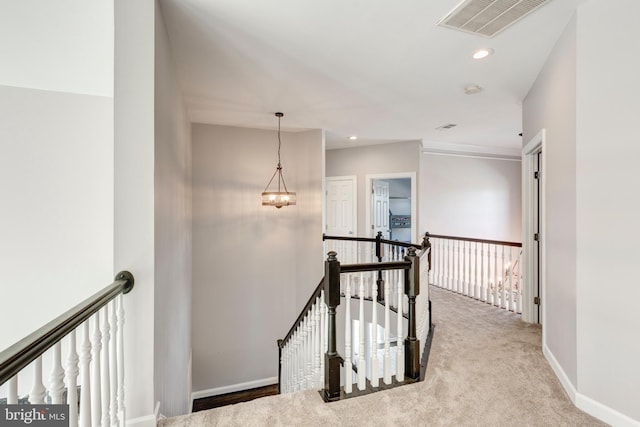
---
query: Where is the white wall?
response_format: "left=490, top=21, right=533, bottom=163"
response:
left=420, top=153, right=522, bottom=243
left=524, top=2, right=640, bottom=424
left=523, top=13, right=578, bottom=390
left=0, top=1, right=113, bottom=358
left=191, top=124, right=323, bottom=393
left=114, top=0, right=157, bottom=421
left=326, top=141, right=422, bottom=238
left=154, top=2, right=193, bottom=417
left=575, top=1, right=640, bottom=423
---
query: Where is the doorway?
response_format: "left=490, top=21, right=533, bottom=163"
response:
left=523, top=130, right=545, bottom=325
left=365, top=173, right=417, bottom=243
left=326, top=176, right=357, bottom=237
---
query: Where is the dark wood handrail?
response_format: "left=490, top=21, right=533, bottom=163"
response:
left=426, top=233, right=522, bottom=247
left=323, top=234, right=426, bottom=250
left=0, top=271, right=135, bottom=385
left=278, top=277, right=324, bottom=348
left=340, top=260, right=411, bottom=273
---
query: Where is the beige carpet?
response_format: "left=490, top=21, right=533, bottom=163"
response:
left=160, top=286, right=606, bottom=426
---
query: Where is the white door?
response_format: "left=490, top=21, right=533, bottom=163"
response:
left=326, top=176, right=356, bottom=236
left=326, top=176, right=357, bottom=263
left=372, top=180, right=390, bottom=238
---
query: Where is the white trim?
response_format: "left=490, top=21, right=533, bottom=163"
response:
left=325, top=175, right=357, bottom=235
left=543, top=343, right=577, bottom=403
left=191, top=376, right=278, bottom=400
left=575, top=393, right=640, bottom=427
left=522, top=129, right=545, bottom=325
left=126, top=413, right=158, bottom=427
left=365, top=172, right=417, bottom=243
left=545, top=342, right=640, bottom=426
left=422, top=149, right=521, bottom=162
left=421, top=140, right=521, bottom=159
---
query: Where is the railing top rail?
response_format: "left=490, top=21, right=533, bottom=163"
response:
left=279, top=277, right=325, bottom=349
left=323, top=234, right=425, bottom=250
left=340, top=260, right=411, bottom=274
left=0, top=271, right=135, bottom=386
left=427, top=233, right=522, bottom=247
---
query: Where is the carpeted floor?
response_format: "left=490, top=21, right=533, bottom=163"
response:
left=160, top=286, right=606, bottom=426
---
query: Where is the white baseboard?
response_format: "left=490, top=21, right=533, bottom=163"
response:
left=542, top=343, right=577, bottom=403
left=544, top=344, right=640, bottom=426
left=576, top=392, right=640, bottom=427
left=192, top=377, right=278, bottom=401
left=126, top=413, right=157, bottom=427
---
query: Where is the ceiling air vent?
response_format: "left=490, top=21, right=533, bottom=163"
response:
left=437, top=0, right=552, bottom=38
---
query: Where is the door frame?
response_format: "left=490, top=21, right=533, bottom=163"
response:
left=325, top=175, right=357, bottom=236
left=522, top=129, right=546, bottom=326
left=365, top=172, right=417, bottom=242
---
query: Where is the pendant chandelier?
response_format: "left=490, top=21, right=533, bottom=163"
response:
left=261, top=112, right=296, bottom=208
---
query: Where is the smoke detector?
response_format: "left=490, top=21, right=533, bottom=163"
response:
left=464, top=84, right=483, bottom=95
left=436, top=123, right=458, bottom=131
left=437, top=0, right=552, bottom=38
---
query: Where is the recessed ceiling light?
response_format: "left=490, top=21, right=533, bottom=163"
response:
left=472, top=48, right=494, bottom=60
left=349, top=136, right=358, bottom=140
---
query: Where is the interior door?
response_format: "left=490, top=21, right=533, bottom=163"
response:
left=372, top=180, right=390, bottom=238
left=326, top=177, right=356, bottom=237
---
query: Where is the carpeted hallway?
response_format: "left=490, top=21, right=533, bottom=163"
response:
left=160, top=286, right=606, bottom=426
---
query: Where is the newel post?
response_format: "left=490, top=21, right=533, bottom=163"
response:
left=404, top=247, right=421, bottom=380
left=422, top=232, right=432, bottom=272
left=376, top=231, right=384, bottom=302
left=323, top=251, right=341, bottom=401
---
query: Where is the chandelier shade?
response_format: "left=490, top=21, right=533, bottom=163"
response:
left=262, top=112, right=296, bottom=208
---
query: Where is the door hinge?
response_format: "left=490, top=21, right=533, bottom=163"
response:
left=534, top=296, right=540, bottom=305
left=534, top=171, right=540, bottom=179
left=534, top=233, right=539, bottom=241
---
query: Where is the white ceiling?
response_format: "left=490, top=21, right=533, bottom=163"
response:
left=159, top=0, right=584, bottom=151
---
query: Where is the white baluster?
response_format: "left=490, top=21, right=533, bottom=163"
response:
left=383, top=270, right=392, bottom=385
left=109, top=302, right=119, bottom=426
left=501, top=246, right=507, bottom=309
left=67, top=330, right=79, bottom=427
left=480, top=243, right=486, bottom=302
left=473, top=242, right=478, bottom=299
left=29, top=356, right=46, bottom=404
left=396, top=271, right=404, bottom=382
left=320, top=290, right=326, bottom=386
left=466, top=241, right=471, bottom=297
left=344, top=275, right=353, bottom=393
left=314, top=297, right=321, bottom=389
left=91, top=312, right=102, bottom=427
left=493, top=244, right=499, bottom=306
left=517, top=251, right=523, bottom=314
left=507, top=247, right=514, bottom=312
left=370, top=271, right=379, bottom=388
left=79, top=321, right=92, bottom=427
left=457, top=240, right=462, bottom=293
left=117, top=294, right=125, bottom=425
left=357, top=272, right=366, bottom=390
left=49, top=342, right=65, bottom=404
left=306, top=309, right=313, bottom=389
left=8, top=375, right=18, bottom=404
left=101, top=306, right=110, bottom=427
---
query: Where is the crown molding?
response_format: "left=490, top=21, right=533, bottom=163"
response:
left=421, top=140, right=521, bottom=161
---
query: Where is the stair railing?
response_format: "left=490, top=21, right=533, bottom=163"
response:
left=0, top=271, right=135, bottom=427
left=279, top=234, right=432, bottom=402
left=428, top=232, right=523, bottom=313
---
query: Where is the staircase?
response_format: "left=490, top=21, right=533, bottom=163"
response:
left=277, top=233, right=433, bottom=401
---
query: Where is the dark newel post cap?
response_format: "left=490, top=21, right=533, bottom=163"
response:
left=327, top=251, right=337, bottom=261
left=407, top=247, right=417, bottom=257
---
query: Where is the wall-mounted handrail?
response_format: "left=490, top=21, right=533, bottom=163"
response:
left=0, top=271, right=135, bottom=385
